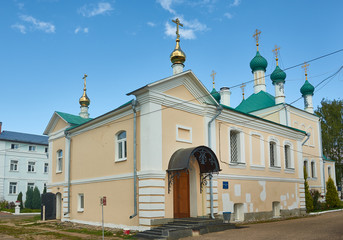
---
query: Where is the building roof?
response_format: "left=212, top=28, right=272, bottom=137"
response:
left=0, top=131, right=48, bottom=145
left=323, top=155, right=335, bottom=162
left=56, top=111, right=93, bottom=126
left=235, top=91, right=276, bottom=113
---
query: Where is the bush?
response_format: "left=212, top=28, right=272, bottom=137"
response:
left=304, top=167, right=313, bottom=212
left=32, top=187, right=41, bottom=209
left=326, top=177, right=340, bottom=208
left=311, top=190, right=321, bottom=211
left=25, top=188, right=34, bottom=209
left=17, top=192, right=24, bottom=209
left=0, top=200, right=9, bottom=210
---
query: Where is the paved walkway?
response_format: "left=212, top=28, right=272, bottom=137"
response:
left=182, top=211, right=343, bottom=240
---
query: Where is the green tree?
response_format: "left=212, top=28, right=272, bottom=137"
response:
left=16, top=192, right=24, bottom=209
left=32, top=187, right=41, bottom=209
left=25, top=188, right=33, bottom=209
left=315, top=99, right=343, bottom=188
left=326, top=177, right=340, bottom=208
left=304, top=167, right=313, bottom=212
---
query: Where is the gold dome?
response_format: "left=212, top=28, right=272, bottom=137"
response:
left=79, top=90, right=90, bottom=107
left=170, top=38, right=186, bottom=64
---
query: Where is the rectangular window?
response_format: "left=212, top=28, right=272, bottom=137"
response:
left=10, top=160, right=18, bottom=171
left=78, top=194, right=84, bottom=212
left=284, top=145, right=290, bottom=169
left=9, top=182, right=17, bottom=194
left=45, top=147, right=48, bottom=153
left=57, top=150, right=63, bottom=172
left=29, top=146, right=36, bottom=151
left=28, top=162, right=35, bottom=172
left=311, top=161, right=316, bottom=178
left=44, top=163, right=49, bottom=173
left=270, top=142, right=276, bottom=167
left=304, top=161, right=309, bottom=176
left=230, top=131, right=239, bottom=163
left=27, top=183, right=34, bottom=190
left=11, top=144, right=19, bottom=149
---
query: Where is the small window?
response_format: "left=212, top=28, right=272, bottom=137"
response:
left=11, top=144, right=19, bottom=149
left=9, top=182, right=17, bottom=194
left=57, top=150, right=63, bottom=172
left=29, top=146, right=36, bottom=151
left=78, top=193, right=84, bottom=212
left=304, top=160, right=309, bottom=177
left=10, top=160, right=18, bottom=171
left=284, top=145, right=291, bottom=169
left=328, top=166, right=332, bottom=178
left=116, top=131, right=127, bottom=161
left=311, top=161, right=316, bottom=178
left=270, top=141, right=277, bottom=167
left=45, top=147, right=48, bottom=153
left=230, top=131, right=240, bottom=163
left=28, top=162, right=35, bottom=172
left=27, top=183, right=34, bottom=190
left=44, top=163, right=49, bottom=173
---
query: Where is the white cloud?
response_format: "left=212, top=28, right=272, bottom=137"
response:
left=11, top=24, right=26, bottom=34
left=19, top=15, right=55, bottom=33
left=147, top=21, right=156, bottom=27
left=156, top=0, right=176, bottom=14
left=224, top=12, right=233, bottom=19
left=75, top=27, right=89, bottom=34
left=17, top=3, right=25, bottom=10
left=164, top=17, right=208, bottom=40
left=79, top=2, right=113, bottom=17
left=230, top=0, right=241, bottom=7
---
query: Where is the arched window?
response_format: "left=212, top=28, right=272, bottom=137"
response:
left=311, top=160, right=316, bottom=178
left=270, top=141, right=277, bottom=167
left=116, top=131, right=127, bottom=161
left=284, top=145, right=291, bottom=169
left=57, top=150, right=63, bottom=172
left=304, top=160, right=309, bottom=177
left=328, top=166, right=332, bottom=178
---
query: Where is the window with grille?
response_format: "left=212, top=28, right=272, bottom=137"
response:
left=230, top=131, right=239, bottom=163
left=284, top=145, right=290, bottom=168
left=270, top=141, right=277, bottom=167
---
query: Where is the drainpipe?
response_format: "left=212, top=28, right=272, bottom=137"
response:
left=130, top=99, right=138, bottom=219
left=65, top=131, right=71, bottom=215
left=302, top=132, right=311, bottom=146
left=207, top=105, right=223, bottom=219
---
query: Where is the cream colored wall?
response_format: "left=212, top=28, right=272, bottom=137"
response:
left=52, top=118, right=68, bottom=133
left=258, top=111, right=280, bottom=123
left=70, top=113, right=138, bottom=180
left=163, top=85, right=201, bottom=105
left=70, top=179, right=138, bottom=226
left=324, top=161, right=336, bottom=184
left=51, top=137, right=66, bottom=183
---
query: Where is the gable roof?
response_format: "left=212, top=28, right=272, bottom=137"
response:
left=235, top=91, right=275, bottom=113
left=0, top=131, right=48, bottom=145
left=56, top=111, right=93, bottom=126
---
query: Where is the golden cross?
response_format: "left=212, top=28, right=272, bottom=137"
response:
left=253, top=29, right=261, bottom=49
left=82, top=74, right=88, bottom=90
left=302, top=62, right=309, bottom=80
left=211, top=70, right=216, bottom=88
left=172, top=18, right=183, bottom=39
left=272, top=45, right=280, bottom=65
left=240, top=83, right=246, bottom=100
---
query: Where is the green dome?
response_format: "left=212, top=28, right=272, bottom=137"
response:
left=270, top=66, right=286, bottom=84
left=250, top=51, right=268, bottom=72
left=210, top=88, right=221, bottom=102
left=300, top=80, right=314, bottom=96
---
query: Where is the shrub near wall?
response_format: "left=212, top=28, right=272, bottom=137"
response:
left=304, top=167, right=313, bottom=212
left=326, top=177, right=340, bottom=208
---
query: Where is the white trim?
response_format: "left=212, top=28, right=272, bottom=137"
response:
left=137, top=170, right=166, bottom=179
left=139, top=204, right=165, bottom=210
left=228, top=127, right=245, bottom=164
left=310, top=159, right=317, bottom=178
left=115, top=131, right=127, bottom=162
left=139, top=188, right=165, bottom=195
left=249, top=131, right=265, bottom=167
left=139, top=196, right=165, bottom=203
left=71, top=172, right=133, bottom=185
left=78, top=193, right=84, bottom=212
left=283, top=140, right=295, bottom=169
left=268, top=136, right=281, bottom=168
left=139, top=180, right=165, bottom=187
left=176, top=125, right=192, bottom=143
left=217, top=173, right=303, bottom=183
left=139, top=211, right=165, bottom=218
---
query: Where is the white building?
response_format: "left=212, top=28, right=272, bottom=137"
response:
left=0, top=123, right=49, bottom=203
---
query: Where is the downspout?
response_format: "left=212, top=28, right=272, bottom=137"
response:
left=302, top=132, right=311, bottom=146
left=65, top=131, right=71, bottom=215
left=283, top=103, right=289, bottom=126
left=207, top=105, right=223, bottom=219
left=130, top=99, right=138, bottom=219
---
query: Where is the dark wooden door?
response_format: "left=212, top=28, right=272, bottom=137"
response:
left=173, top=171, right=190, bottom=218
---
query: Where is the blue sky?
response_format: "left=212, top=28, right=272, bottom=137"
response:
left=0, top=0, right=342, bottom=135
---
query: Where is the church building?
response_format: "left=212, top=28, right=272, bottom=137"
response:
left=44, top=20, right=336, bottom=230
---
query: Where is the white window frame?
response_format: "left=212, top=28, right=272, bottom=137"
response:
left=328, top=166, right=332, bottom=178
left=304, top=159, right=309, bottom=178
left=228, top=127, right=245, bottom=165
left=11, top=143, right=19, bottom=150
left=27, top=182, right=35, bottom=190
left=310, top=160, right=316, bottom=178
left=115, top=131, right=127, bottom=162
left=268, top=136, right=280, bottom=169
left=57, top=150, right=63, bottom=173
left=176, top=125, right=192, bottom=143
left=28, top=145, right=36, bottom=152
left=78, top=193, right=84, bottom=212
left=283, top=141, right=294, bottom=169
left=9, top=182, right=17, bottom=195
left=249, top=131, right=265, bottom=168
left=44, top=163, right=49, bottom=173
left=28, top=161, right=35, bottom=172
left=10, top=160, right=18, bottom=171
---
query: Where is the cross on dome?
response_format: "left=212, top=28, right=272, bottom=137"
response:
left=172, top=18, right=183, bottom=39
left=272, top=45, right=280, bottom=66
left=253, top=29, right=261, bottom=50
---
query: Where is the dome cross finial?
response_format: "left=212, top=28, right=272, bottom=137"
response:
left=83, top=74, right=88, bottom=90
left=302, top=62, right=309, bottom=80
left=253, top=29, right=261, bottom=51
left=211, top=70, right=216, bottom=88
left=240, top=83, right=246, bottom=100
left=272, top=45, right=280, bottom=66
left=172, top=18, right=183, bottom=39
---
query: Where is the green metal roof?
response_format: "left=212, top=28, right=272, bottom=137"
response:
left=235, top=91, right=275, bottom=113
left=210, top=88, right=221, bottom=102
left=300, top=80, right=314, bottom=96
left=250, top=51, right=268, bottom=72
left=56, top=111, right=93, bottom=126
left=323, top=155, right=335, bottom=162
left=270, top=65, right=286, bottom=84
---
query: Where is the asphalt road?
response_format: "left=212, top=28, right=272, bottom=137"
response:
left=182, top=210, right=343, bottom=240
